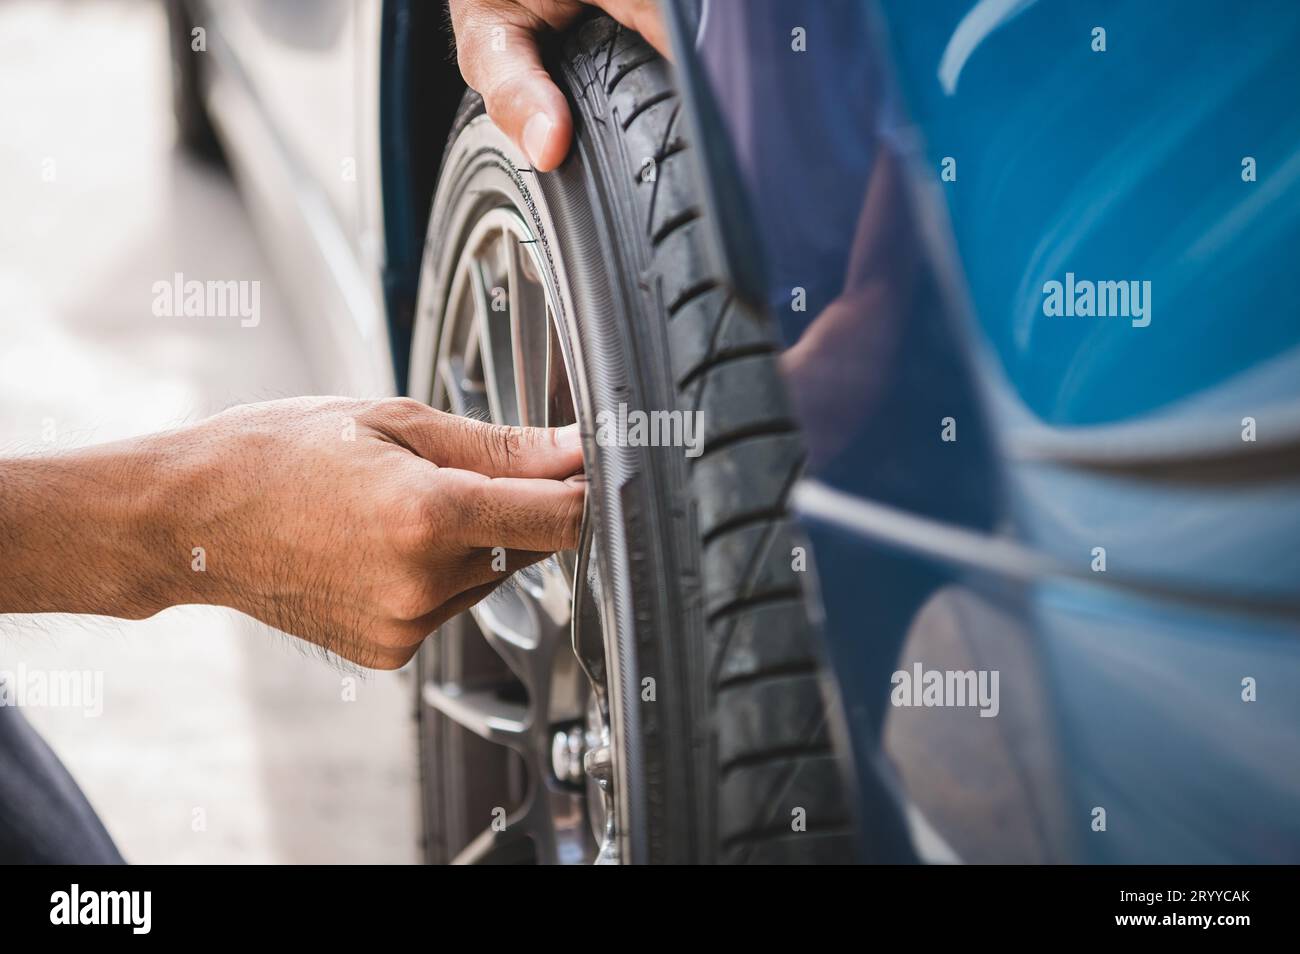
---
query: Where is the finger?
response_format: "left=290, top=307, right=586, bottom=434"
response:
left=438, top=468, right=585, bottom=551
left=587, top=0, right=670, bottom=57
left=386, top=403, right=583, bottom=479
left=452, top=12, right=573, bottom=170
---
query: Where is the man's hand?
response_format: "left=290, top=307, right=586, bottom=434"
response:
left=0, top=398, right=584, bottom=670
left=449, top=0, right=668, bottom=171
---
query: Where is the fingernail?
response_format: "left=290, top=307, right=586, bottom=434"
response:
left=566, top=473, right=588, bottom=487
left=557, top=423, right=581, bottom=450
left=523, top=113, right=554, bottom=168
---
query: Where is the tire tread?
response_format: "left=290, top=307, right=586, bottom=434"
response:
left=563, top=17, right=853, bottom=865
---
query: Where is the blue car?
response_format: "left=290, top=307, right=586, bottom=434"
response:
left=178, top=0, right=1300, bottom=863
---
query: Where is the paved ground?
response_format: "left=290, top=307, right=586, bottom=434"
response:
left=0, top=0, right=416, bottom=863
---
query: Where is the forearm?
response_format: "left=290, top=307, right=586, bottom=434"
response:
left=0, top=435, right=189, bottom=618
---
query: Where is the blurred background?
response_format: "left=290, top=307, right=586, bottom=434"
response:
left=0, top=0, right=415, bottom=862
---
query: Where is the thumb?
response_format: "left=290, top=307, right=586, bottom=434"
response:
left=454, top=19, right=573, bottom=171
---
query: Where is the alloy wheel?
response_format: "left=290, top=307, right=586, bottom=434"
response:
left=416, top=203, right=617, bottom=865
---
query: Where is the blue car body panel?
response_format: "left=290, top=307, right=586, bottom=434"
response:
left=695, top=0, right=1300, bottom=862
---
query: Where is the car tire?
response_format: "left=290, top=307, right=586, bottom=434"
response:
left=411, top=16, right=855, bottom=864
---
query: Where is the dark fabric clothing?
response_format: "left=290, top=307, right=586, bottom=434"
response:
left=0, top=700, right=124, bottom=863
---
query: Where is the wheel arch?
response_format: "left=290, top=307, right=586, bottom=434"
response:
left=379, top=0, right=466, bottom=394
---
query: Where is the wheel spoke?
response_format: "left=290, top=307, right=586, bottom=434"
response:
left=469, top=586, right=538, bottom=685
left=450, top=811, right=535, bottom=865
left=421, top=681, right=529, bottom=748
left=515, top=556, right=573, bottom=629
left=472, top=243, right=519, bottom=426
left=507, top=238, right=551, bottom=426
left=471, top=575, right=574, bottom=716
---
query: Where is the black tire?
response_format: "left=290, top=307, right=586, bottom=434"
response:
left=415, top=17, right=854, bottom=864
left=165, top=0, right=224, bottom=163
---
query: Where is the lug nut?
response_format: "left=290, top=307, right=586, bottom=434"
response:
left=551, top=725, right=586, bottom=785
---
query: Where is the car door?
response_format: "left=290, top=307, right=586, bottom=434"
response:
left=194, top=0, right=393, bottom=396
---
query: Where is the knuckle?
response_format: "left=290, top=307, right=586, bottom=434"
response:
left=522, top=425, right=551, bottom=453
left=454, top=8, right=518, bottom=92
left=359, top=396, right=420, bottom=436
left=379, top=396, right=428, bottom=422
left=482, top=423, right=521, bottom=471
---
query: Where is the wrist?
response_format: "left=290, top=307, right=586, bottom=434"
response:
left=127, top=423, right=240, bottom=615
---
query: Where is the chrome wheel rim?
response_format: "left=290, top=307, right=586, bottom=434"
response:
left=413, top=190, right=618, bottom=864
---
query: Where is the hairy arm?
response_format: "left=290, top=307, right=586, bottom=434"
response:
left=0, top=437, right=181, bottom=619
